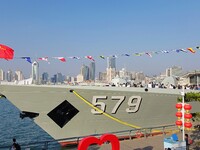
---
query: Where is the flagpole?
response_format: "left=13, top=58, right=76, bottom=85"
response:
left=181, top=86, right=185, bottom=141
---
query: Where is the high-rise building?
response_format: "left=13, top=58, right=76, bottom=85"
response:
left=89, top=62, right=95, bottom=81
left=32, top=61, right=39, bottom=84
left=0, top=69, right=5, bottom=81
left=81, top=64, right=89, bottom=81
left=57, top=73, right=64, bottom=83
left=42, top=72, right=49, bottom=84
left=15, top=70, right=24, bottom=81
left=106, top=68, right=116, bottom=83
left=51, top=74, right=56, bottom=83
left=106, top=56, right=116, bottom=82
left=107, top=56, right=116, bottom=69
left=6, top=70, right=13, bottom=82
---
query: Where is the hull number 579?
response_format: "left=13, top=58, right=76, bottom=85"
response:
left=91, top=96, right=142, bottom=115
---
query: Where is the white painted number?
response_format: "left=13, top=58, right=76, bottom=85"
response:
left=91, top=96, right=142, bottom=114
left=126, top=96, right=142, bottom=113
left=111, top=96, right=125, bottom=114
left=91, top=96, right=107, bottom=114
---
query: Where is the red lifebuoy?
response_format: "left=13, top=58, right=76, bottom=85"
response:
left=135, top=131, right=142, bottom=138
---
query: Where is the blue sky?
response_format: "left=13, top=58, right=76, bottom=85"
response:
left=0, top=0, right=200, bottom=77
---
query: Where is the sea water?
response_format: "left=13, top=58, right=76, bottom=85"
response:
left=0, top=99, right=100, bottom=150
left=0, top=98, right=60, bottom=150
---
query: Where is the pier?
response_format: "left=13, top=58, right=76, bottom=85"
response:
left=0, top=124, right=199, bottom=149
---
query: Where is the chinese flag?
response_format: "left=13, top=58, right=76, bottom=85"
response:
left=0, top=44, right=14, bottom=60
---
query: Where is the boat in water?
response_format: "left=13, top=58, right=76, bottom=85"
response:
left=0, top=84, right=199, bottom=144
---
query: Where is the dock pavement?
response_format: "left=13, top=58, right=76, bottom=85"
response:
left=98, top=127, right=200, bottom=150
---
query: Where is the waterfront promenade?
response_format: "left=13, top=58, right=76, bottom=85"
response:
left=99, top=128, right=200, bottom=150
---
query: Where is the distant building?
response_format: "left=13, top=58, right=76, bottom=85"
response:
left=106, top=56, right=117, bottom=82
left=99, top=72, right=107, bottom=82
left=118, top=68, right=131, bottom=79
left=81, top=64, right=89, bottom=81
left=107, top=56, right=116, bottom=69
left=119, top=68, right=126, bottom=78
left=57, top=73, right=64, bottom=83
left=6, top=70, right=13, bottom=82
left=166, top=66, right=183, bottom=77
left=89, top=62, right=95, bottom=81
left=130, top=71, right=136, bottom=80
left=71, top=77, right=76, bottom=83
left=15, top=70, right=24, bottom=81
left=50, top=73, right=64, bottom=84
left=42, top=72, right=49, bottom=84
left=135, top=72, right=145, bottom=82
left=0, top=69, right=5, bottom=81
left=65, top=76, right=73, bottom=83
left=77, top=74, right=84, bottom=82
left=32, top=61, right=39, bottom=84
left=179, top=70, right=200, bottom=86
left=106, top=68, right=116, bottom=83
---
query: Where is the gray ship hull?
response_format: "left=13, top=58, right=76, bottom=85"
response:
left=0, top=85, right=199, bottom=141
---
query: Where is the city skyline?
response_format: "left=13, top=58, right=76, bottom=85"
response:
left=0, top=1, right=200, bottom=77
left=0, top=60, right=199, bottom=79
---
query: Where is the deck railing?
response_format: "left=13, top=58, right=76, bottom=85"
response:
left=0, top=124, right=177, bottom=150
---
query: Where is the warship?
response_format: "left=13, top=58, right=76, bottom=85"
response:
left=0, top=84, right=199, bottom=144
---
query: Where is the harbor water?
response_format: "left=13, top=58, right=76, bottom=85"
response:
left=0, top=98, right=60, bottom=149
left=0, top=98, right=97, bottom=150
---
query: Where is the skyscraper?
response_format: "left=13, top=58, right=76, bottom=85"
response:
left=6, top=70, right=13, bottom=82
left=57, top=73, right=64, bottom=83
left=89, top=62, right=95, bottom=81
left=0, top=69, right=5, bottom=81
left=32, top=61, right=39, bottom=84
left=42, top=72, right=49, bottom=84
left=106, top=56, right=116, bottom=82
left=81, top=64, right=89, bottom=81
left=107, top=56, right=116, bottom=69
left=15, top=70, right=24, bottom=81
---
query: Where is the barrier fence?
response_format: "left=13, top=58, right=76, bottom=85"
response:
left=0, top=124, right=178, bottom=150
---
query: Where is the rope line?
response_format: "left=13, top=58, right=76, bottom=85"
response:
left=71, top=90, right=141, bottom=129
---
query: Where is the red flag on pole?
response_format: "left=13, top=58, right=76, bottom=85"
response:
left=0, top=44, right=14, bottom=60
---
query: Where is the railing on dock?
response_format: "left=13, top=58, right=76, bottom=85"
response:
left=0, top=124, right=177, bottom=150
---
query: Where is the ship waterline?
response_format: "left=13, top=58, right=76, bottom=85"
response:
left=0, top=84, right=199, bottom=141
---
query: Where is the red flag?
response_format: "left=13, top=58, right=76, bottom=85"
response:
left=0, top=44, right=14, bottom=60
left=85, top=55, right=95, bottom=61
left=53, top=57, right=66, bottom=62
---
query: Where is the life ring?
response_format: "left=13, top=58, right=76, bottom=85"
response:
left=135, top=131, right=142, bottom=138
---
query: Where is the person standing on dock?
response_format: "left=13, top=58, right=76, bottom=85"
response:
left=185, top=134, right=189, bottom=150
left=11, top=138, right=21, bottom=150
